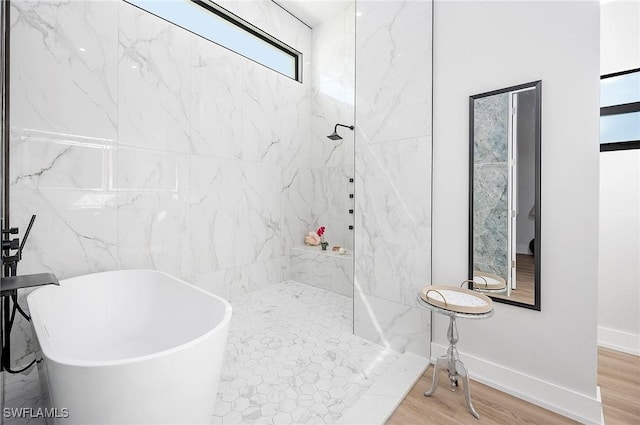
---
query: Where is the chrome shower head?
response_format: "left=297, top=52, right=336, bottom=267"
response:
left=327, top=123, right=354, bottom=141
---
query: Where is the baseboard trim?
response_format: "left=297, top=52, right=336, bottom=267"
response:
left=598, top=326, right=640, bottom=356
left=431, top=343, right=603, bottom=425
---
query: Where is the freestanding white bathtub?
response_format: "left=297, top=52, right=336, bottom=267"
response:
left=26, top=270, right=232, bottom=425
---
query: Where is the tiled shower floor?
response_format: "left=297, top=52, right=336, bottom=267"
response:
left=2, top=281, right=426, bottom=425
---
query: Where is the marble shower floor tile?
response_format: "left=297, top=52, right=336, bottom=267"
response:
left=2, top=281, right=426, bottom=424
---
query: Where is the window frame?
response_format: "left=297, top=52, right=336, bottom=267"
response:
left=600, top=68, right=640, bottom=152
left=124, top=0, right=303, bottom=82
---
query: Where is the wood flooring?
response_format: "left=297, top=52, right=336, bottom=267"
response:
left=489, top=254, right=535, bottom=305
left=386, top=347, right=639, bottom=425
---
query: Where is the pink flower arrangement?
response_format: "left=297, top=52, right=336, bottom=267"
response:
left=304, top=226, right=327, bottom=247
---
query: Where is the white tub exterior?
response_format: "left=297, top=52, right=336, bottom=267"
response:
left=26, top=270, right=232, bottom=425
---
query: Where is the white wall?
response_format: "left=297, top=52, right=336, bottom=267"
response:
left=599, top=151, right=640, bottom=354
left=598, top=0, right=640, bottom=355
left=601, top=0, right=640, bottom=75
left=432, top=1, right=601, bottom=424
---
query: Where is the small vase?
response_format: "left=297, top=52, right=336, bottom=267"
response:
left=320, top=242, right=328, bottom=251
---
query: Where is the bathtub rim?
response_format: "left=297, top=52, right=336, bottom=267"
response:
left=26, top=269, right=232, bottom=368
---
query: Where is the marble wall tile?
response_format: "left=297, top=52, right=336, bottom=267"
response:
left=353, top=291, right=430, bottom=355
left=354, top=0, right=432, bottom=357
left=242, top=162, right=283, bottom=263
left=241, top=64, right=283, bottom=165
left=117, top=148, right=191, bottom=278
left=290, top=247, right=353, bottom=298
left=191, top=266, right=243, bottom=301
left=354, top=137, right=431, bottom=306
left=10, top=185, right=117, bottom=279
left=11, top=130, right=115, bottom=192
left=277, top=81, right=309, bottom=169
left=236, top=257, right=285, bottom=299
left=281, top=168, right=315, bottom=251
left=8, top=0, right=316, bottom=369
left=10, top=131, right=117, bottom=279
left=355, top=0, right=432, bottom=144
left=332, top=255, right=354, bottom=298
left=291, top=248, right=335, bottom=293
left=308, top=167, right=354, bottom=250
left=10, top=0, right=118, bottom=139
left=118, top=1, right=191, bottom=153
left=189, top=155, right=243, bottom=274
left=310, top=5, right=355, bottom=170
left=309, top=5, right=355, bottom=257
left=190, top=38, right=243, bottom=160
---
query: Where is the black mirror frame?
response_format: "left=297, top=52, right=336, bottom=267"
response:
left=468, top=80, right=542, bottom=311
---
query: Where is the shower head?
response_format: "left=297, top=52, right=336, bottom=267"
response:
left=327, top=123, right=354, bottom=141
left=327, top=131, right=342, bottom=141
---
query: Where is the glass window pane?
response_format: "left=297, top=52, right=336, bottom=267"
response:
left=600, top=112, right=640, bottom=143
left=126, top=0, right=299, bottom=81
left=601, top=71, right=640, bottom=107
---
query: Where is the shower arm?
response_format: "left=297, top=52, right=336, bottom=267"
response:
left=334, top=123, right=354, bottom=132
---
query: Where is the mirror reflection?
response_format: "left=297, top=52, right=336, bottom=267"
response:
left=469, top=81, right=541, bottom=310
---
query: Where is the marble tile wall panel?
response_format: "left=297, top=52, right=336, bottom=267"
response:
left=116, top=147, right=192, bottom=278
left=237, top=257, right=285, bottom=299
left=189, top=155, right=243, bottom=274
left=291, top=248, right=335, bottom=293
left=191, top=266, right=243, bottom=301
left=331, top=254, right=354, bottom=297
left=190, top=38, right=243, bottom=160
left=310, top=6, right=355, bottom=254
left=242, top=161, right=284, bottom=264
left=355, top=0, right=432, bottom=145
left=353, top=291, right=430, bottom=355
left=290, top=246, right=353, bottom=297
left=307, top=166, right=354, bottom=251
left=9, top=0, right=313, bottom=367
left=10, top=0, right=118, bottom=139
left=355, top=137, right=431, bottom=307
left=354, top=0, right=432, bottom=357
left=118, top=3, right=191, bottom=153
left=9, top=0, right=119, bottom=279
left=281, top=167, right=315, bottom=253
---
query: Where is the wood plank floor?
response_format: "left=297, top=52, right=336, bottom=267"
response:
left=387, top=347, right=640, bottom=425
left=489, top=254, right=535, bottom=305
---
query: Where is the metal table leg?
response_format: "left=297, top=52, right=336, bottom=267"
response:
left=424, top=316, right=480, bottom=419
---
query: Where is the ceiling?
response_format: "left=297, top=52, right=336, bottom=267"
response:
left=274, top=0, right=352, bottom=28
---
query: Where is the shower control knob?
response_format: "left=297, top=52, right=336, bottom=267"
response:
left=2, top=228, right=18, bottom=235
left=2, top=238, right=19, bottom=250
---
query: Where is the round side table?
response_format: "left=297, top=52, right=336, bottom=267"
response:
left=417, top=286, right=494, bottom=420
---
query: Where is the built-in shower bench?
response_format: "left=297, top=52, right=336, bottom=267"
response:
left=290, top=245, right=353, bottom=298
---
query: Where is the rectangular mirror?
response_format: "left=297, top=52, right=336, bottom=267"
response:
left=469, top=81, right=541, bottom=310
